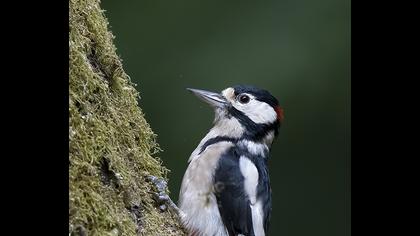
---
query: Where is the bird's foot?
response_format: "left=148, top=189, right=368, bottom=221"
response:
left=147, top=175, right=181, bottom=216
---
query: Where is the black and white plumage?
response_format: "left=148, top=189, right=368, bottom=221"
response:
left=179, top=85, right=284, bottom=236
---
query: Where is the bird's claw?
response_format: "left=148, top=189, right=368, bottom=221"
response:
left=147, top=175, right=181, bottom=216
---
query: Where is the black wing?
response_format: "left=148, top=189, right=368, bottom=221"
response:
left=214, top=148, right=272, bottom=236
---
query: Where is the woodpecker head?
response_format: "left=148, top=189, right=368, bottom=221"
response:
left=187, top=85, right=284, bottom=143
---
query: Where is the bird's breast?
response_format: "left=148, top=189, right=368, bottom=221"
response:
left=179, top=141, right=234, bottom=236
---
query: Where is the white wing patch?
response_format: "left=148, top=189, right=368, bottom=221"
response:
left=239, top=157, right=259, bottom=204
left=239, top=156, right=265, bottom=236
left=251, top=201, right=265, bottom=236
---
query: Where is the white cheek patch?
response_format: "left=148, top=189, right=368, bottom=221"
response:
left=234, top=99, right=277, bottom=124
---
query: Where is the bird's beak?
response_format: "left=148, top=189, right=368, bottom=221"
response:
left=187, top=88, right=228, bottom=109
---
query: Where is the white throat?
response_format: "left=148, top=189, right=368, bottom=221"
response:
left=188, top=116, right=245, bottom=162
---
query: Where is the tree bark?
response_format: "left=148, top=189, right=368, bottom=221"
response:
left=69, top=0, right=185, bottom=235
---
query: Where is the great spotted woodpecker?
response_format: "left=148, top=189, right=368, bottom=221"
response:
left=179, top=85, right=284, bottom=236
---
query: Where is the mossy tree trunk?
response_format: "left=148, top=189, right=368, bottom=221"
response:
left=69, top=0, right=185, bottom=235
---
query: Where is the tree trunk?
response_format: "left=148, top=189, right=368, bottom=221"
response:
left=69, top=0, right=185, bottom=235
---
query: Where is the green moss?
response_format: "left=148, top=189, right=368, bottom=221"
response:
left=69, top=0, right=185, bottom=235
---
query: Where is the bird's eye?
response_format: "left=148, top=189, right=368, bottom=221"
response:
left=238, top=94, right=250, bottom=104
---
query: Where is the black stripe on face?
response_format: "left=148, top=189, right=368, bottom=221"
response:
left=228, top=106, right=279, bottom=141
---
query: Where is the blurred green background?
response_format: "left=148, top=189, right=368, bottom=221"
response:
left=102, top=0, right=350, bottom=235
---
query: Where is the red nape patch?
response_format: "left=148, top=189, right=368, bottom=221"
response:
left=275, top=105, right=284, bottom=123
